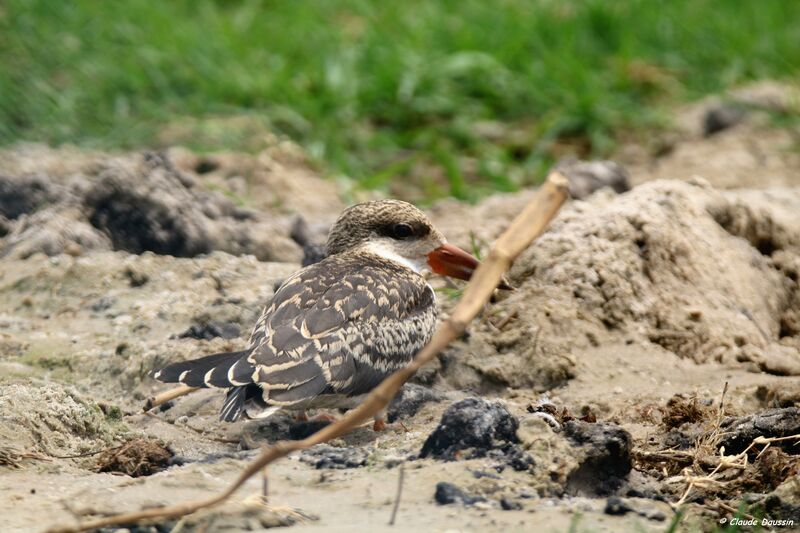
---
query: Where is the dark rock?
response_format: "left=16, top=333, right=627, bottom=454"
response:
left=500, top=497, right=522, bottom=511
left=503, top=447, right=535, bottom=472
left=718, top=407, right=800, bottom=454
left=564, top=421, right=633, bottom=496
left=703, top=104, right=747, bottom=136
left=420, top=398, right=519, bottom=460
left=556, top=159, right=630, bottom=200
left=387, top=384, right=445, bottom=423
left=0, top=173, right=61, bottom=219
left=604, top=496, right=634, bottom=515
left=178, top=321, right=241, bottom=341
left=434, top=482, right=485, bottom=506
left=299, top=445, right=368, bottom=470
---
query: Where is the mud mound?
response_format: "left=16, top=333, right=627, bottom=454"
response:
left=0, top=147, right=306, bottom=262
left=84, top=152, right=299, bottom=261
left=442, top=179, right=800, bottom=392
left=0, top=381, right=124, bottom=458
left=621, top=81, right=800, bottom=190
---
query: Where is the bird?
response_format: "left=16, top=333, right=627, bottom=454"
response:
left=153, top=199, right=510, bottom=430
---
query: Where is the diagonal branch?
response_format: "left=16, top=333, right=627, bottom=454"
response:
left=46, top=171, right=570, bottom=533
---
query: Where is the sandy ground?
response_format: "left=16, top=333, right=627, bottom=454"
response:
left=1, top=82, right=799, bottom=533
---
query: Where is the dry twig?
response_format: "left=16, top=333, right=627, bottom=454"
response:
left=143, top=385, right=198, bottom=411
left=388, top=462, right=405, bottom=526
left=47, top=172, right=570, bottom=533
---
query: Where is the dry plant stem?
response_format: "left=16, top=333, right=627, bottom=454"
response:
left=47, top=172, right=570, bottom=533
left=388, top=462, right=406, bottom=526
left=143, top=385, right=198, bottom=411
left=671, top=433, right=800, bottom=508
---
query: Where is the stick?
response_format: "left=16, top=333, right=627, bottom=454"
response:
left=388, top=462, right=405, bottom=526
left=262, top=466, right=269, bottom=503
left=143, top=386, right=198, bottom=412
left=47, top=171, right=570, bottom=533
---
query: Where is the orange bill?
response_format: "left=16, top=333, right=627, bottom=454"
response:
left=427, top=243, right=513, bottom=290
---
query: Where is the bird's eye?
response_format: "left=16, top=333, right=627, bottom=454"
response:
left=392, top=223, right=414, bottom=239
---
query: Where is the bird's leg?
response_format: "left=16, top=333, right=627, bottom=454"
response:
left=373, top=409, right=387, bottom=431
left=373, top=410, right=408, bottom=432
left=294, top=410, right=309, bottom=422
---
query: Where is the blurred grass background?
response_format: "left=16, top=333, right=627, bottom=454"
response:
left=1, top=0, right=798, bottom=201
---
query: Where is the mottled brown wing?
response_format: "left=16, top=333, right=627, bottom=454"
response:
left=246, top=253, right=437, bottom=407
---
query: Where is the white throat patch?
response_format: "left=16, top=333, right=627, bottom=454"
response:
left=364, top=241, right=426, bottom=273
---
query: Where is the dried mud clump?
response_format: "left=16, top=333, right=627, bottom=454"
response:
left=94, top=438, right=173, bottom=477
left=420, top=398, right=519, bottom=461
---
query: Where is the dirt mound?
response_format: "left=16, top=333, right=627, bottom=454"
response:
left=440, top=179, right=800, bottom=393
left=0, top=381, right=125, bottom=459
left=620, top=81, right=800, bottom=190
left=0, top=145, right=336, bottom=262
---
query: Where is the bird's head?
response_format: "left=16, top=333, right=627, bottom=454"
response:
left=326, top=199, right=512, bottom=288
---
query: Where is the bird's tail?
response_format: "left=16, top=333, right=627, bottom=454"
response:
left=152, top=349, right=255, bottom=388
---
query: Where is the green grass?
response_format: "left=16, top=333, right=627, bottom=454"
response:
left=2, top=0, right=799, bottom=201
